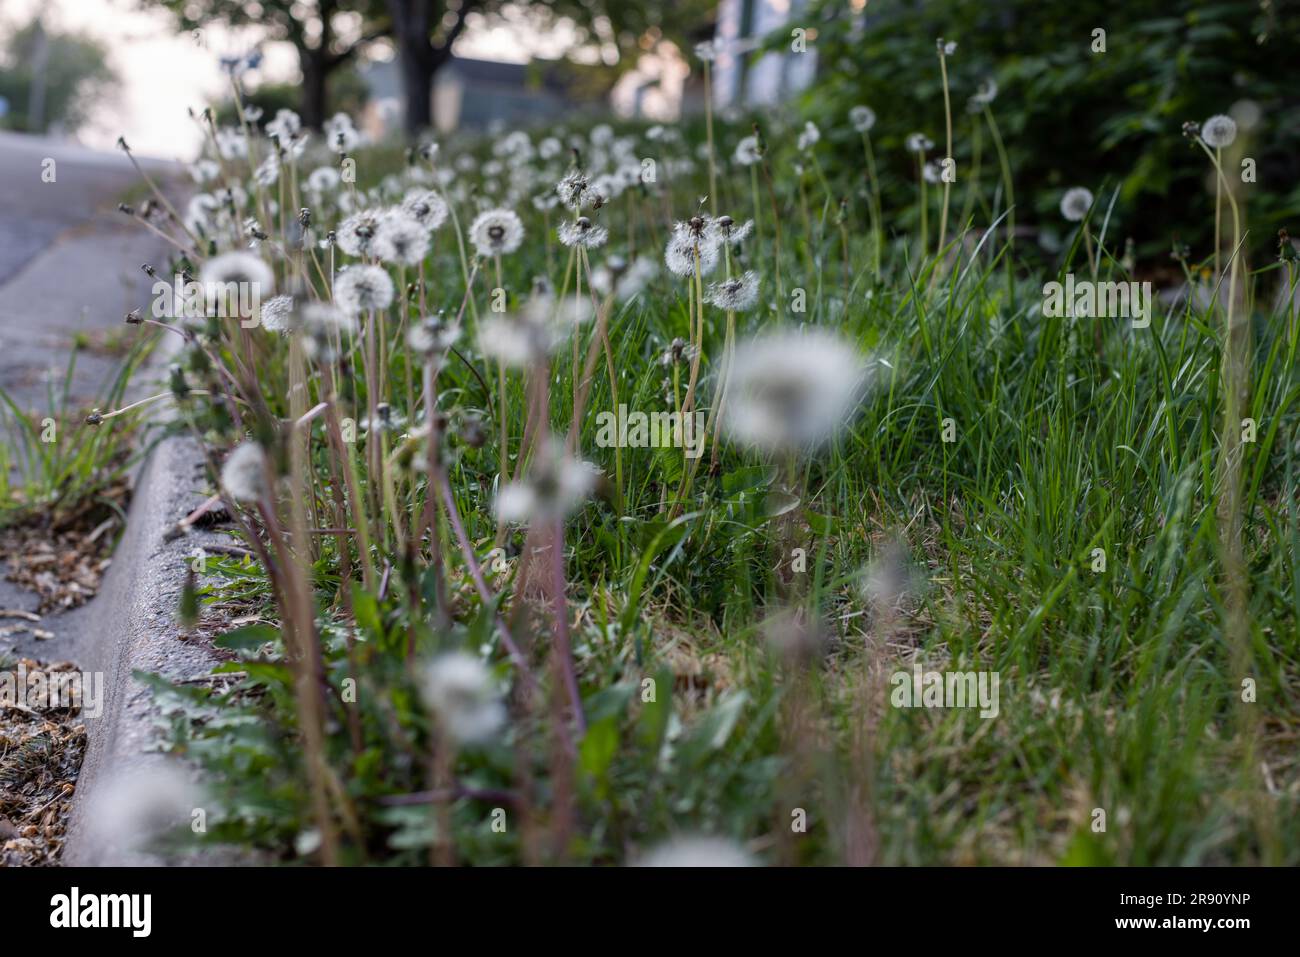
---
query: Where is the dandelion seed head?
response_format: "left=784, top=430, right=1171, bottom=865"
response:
left=664, top=221, right=721, bottom=277
left=733, top=135, right=761, bottom=166
left=706, top=271, right=760, bottom=312
left=421, top=652, right=506, bottom=747
left=254, top=153, right=280, bottom=187
left=86, top=764, right=201, bottom=857
left=265, top=108, right=302, bottom=143
left=556, top=170, right=595, bottom=210
left=221, top=441, right=270, bottom=503
left=200, top=251, right=274, bottom=301
left=905, top=132, right=934, bottom=154
left=306, top=166, right=341, bottom=194
left=336, top=208, right=384, bottom=257
left=399, top=189, right=448, bottom=231
left=558, top=216, right=609, bottom=249
left=259, top=294, right=295, bottom=333
left=796, top=121, right=821, bottom=152
left=407, top=313, right=459, bottom=356
left=323, top=112, right=360, bottom=154
left=494, top=439, right=598, bottom=523
left=372, top=211, right=430, bottom=266
left=469, top=207, right=525, bottom=257
left=1059, top=186, right=1094, bottom=222
left=334, top=264, right=395, bottom=314
left=634, top=836, right=756, bottom=868
left=723, top=328, right=867, bottom=454
left=1201, top=113, right=1238, bottom=149
left=299, top=301, right=357, bottom=362
left=849, top=105, right=877, bottom=133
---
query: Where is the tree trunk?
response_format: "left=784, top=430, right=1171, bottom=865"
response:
left=300, top=52, right=329, bottom=130
left=398, top=42, right=433, bottom=137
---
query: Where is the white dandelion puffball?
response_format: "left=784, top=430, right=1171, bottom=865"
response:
left=334, top=264, right=395, bottom=314
left=796, top=121, right=821, bottom=152
left=635, top=836, right=757, bottom=868
left=221, top=441, right=270, bottom=503
left=299, top=302, right=357, bottom=363
left=336, top=208, right=384, bottom=257
left=664, top=222, right=721, bottom=278
left=265, top=108, right=302, bottom=143
left=323, top=112, right=360, bottom=153
left=469, top=207, right=524, bottom=257
left=476, top=295, right=593, bottom=367
left=733, top=135, right=761, bottom=166
left=716, top=216, right=754, bottom=246
left=407, top=314, right=459, bottom=356
left=723, top=328, right=868, bottom=454
left=706, top=271, right=760, bottom=312
left=558, top=216, right=609, bottom=249
left=201, top=251, right=274, bottom=297
left=400, top=189, right=448, bottom=231
left=555, top=171, right=595, bottom=211
left=591, top=256, right=657, bottom=302
left=495, top=440, right=598, bottom=524
left=86, top=764, right=201, bottom=857
left=372, top=211, right=430, bottom=266
left=306, top=166, right=341, bottom=194
left=259, top=294, right=295, bottom=333
left=972, top=78, right=998, bottom=107
left=849, top=105, right=877, bottom=133
left=905, top=132, right=935, bottom=154
left=422, top=652, right=506, bottom=747
left=1059, top=186, right=1094, bottom=223
left=1201, top=114, right=1238, bottom=149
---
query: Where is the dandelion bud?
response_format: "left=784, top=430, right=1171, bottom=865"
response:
left=141, top=264, right=157, bottom=278
left=124, top=310, right=143, bottom=325
left=459, top=415, right=486, bottom=449
left=299, top=207, right=312, bottom=228
left=86, top=410, right=103, bottom=426
left=168, top=363, right=190, bottom=401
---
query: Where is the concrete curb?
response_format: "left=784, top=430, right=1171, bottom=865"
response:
left=61, top=426, right=232, bottom=865
left=62, top=327, right=245, bottom=865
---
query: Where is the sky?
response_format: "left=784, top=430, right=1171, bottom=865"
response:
left=0, top=0, right=604, bottom=160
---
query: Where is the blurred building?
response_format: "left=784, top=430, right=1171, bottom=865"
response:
left=711, top=0, right=817, bottom=109
left=359, top=55, right=599, bottom=137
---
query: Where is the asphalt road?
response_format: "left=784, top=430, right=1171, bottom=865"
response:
left=0, top=131, right=178, bottom=655
left=0, top=130, right=176, bottom=413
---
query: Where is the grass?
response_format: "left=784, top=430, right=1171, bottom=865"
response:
left=97, top=85, right=1300, bottom=867
left=0, top=343, right=151, bottom=529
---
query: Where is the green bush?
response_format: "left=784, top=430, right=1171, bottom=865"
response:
left=781, top=0, right=1300, bottom=268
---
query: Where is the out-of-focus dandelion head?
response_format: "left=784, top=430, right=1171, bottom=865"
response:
left=634, top=835, right=757, bottom=867
left=421, top=652, right=506, bottom=747
left=1059, top=186, right=1094, bottom=222
left=722, top=328, right=868, bottom=454
left=1200, top=113, right=1238, bottom=149
left=469, top=207, right=525, bottom=257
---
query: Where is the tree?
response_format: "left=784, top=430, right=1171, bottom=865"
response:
left=150, top=0, right=389, bottom=128
left=0, top=19, right=116, bottom=134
